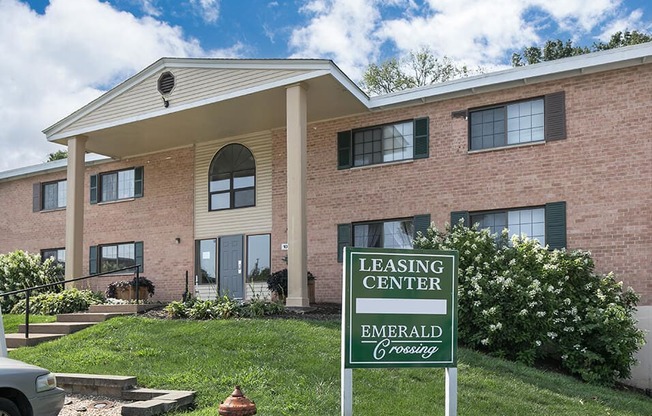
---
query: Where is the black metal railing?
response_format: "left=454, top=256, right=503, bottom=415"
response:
left=1, top=265, right=141, bottom=339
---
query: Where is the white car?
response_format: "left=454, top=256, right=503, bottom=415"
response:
left=0, top=357, right=65, bottom=416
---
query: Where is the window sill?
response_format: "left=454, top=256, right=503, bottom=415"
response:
left=347, top=159, right=415, bottom=171
left=40, top=207, right=66, bottom=213
left=98, top=198, right=135, bottom=206
left=468, top=140, right=545, bottom=155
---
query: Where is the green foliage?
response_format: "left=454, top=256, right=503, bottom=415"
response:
left=10, top=288, right=104, bottom=315
left=266, top=268, right=315, bottom=299
left=512, top=30, right=652, bottom=66
left=105, top=276, right=155, bottom=298
left=594, top=30, right=652, bottom=51
left=361, top=47, right=473, bottom=95
left=9, top=318, right=652, bottom=415
left=0, top=250, right=64, bottom=312
left=164, top=296, right=285, bottom=320
left=46, top=150, right=68, bottom=162
left=414, top=222, right=645, bottom=385
left=247, top=266, right=270, bottom=282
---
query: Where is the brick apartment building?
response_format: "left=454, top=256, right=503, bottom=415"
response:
left=0, top=43, right=650, bottom=388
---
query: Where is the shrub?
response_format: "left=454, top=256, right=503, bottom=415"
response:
left=10, top=288, right=104, bottom=315
left=0, top=250, right=64, bottom=312
left=413, top=221, right=645, bottom=385
left=164, top=296, right=285, bottom=320
left=267, top=268, right=315, bottom=298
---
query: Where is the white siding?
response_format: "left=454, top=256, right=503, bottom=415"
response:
left=194, top=131, right=273, bottom=239
left=61, top=68, right=310, bottom=134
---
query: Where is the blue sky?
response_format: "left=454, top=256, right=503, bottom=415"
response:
left=1, top=0, right=651, bottom=170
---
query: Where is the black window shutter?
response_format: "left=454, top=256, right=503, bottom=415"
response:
left=412, top=214, right=431, bottom=239
left=545, top=91, right=566, bottom=141
left=89, top=245, right=98, bottom=274
left=337, top=223, right=352, bottom=263
left=545, top=201, right=567, bottom=249
left=414, top=117, right=430, bottom=159
left=33, top=183, right=41, bottom=212
left=135, top=241, right=144, bottom=273
left=134, top=167, right=144, bottom=198
left=450, top=211, right=470, bottom=228
left=90, top=174, right=98, bottom=204
left=337, top=131, right=352, bottom=169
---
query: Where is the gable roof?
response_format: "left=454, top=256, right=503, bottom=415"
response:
left=36, top=41, right=652, bottom=161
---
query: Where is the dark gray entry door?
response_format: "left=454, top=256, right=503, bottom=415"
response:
left=219, top=235, right=244, bottom=298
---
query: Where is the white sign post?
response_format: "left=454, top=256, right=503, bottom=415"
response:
left=0, top=307, right=7, bottom=357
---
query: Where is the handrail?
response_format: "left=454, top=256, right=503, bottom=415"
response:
left=1, top=265, right=141, bottom=340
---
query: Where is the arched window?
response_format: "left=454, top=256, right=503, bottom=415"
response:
left=209, top=144, right=256, bottom=211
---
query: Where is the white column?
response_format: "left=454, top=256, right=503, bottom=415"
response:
left=65, top=136, right=87, bottom=286
left=285, top=84, right=309, bottom=307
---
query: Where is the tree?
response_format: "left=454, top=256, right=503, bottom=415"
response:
left=512, top=30, right=652, bottom=66
left=47, top=150, right=67, bottom=162
left=594, top=30, right=652, bottom=51
left=361, top=47, right=471, bottom=95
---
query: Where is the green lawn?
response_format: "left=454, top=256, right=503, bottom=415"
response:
left=7, top=317, right=652, bottom=415
left=2, top=313, right=56, bottom=333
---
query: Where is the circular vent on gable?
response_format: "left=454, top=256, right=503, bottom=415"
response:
left=157, top=71, right=175, bottom=95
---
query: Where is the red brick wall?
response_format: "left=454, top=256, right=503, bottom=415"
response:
left=2, top=65, right=651, bottom=306
left=273, top=64, right=652, bottom=304
left=0, top=171, right=67, bottom=257
left=0, top=148, right=195, bottom=301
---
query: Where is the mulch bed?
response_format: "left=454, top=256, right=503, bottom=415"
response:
left=141, top=303, right=342, bottom=321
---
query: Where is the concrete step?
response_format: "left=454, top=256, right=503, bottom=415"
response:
left=56, top=373, right=137, bottom=397
left=123, top=388, right=195, bottom=406
left=54, top=373, right=196, bottom=416
left=56, top=312, right=129, bottom=322
left=4, top=333, right=64, bottom=348
left=18, top=322, right=95, bottom=334
left=89, top=304, right=159, bottom=313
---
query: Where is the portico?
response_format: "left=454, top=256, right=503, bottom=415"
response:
left=44, top=58, right=368, bottom=305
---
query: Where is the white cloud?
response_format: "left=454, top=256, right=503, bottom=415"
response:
left=529, top=0, right=619, bottom=33
left=597, top=9, right=651, bottom=41
left=137, top=0, right=162, bottom=17
left=288, top=0, right=641, bottom=83
left=289, top=0, right=383, bottom=80
left=190, top=0, right=220, bottom=24
left=0, top=0, right=217, bottom=171
left=377, top=0, right=626, bottom=68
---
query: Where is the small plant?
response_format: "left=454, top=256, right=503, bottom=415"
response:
left=105, top=276, right=155, bottom=299
left=10, top=289, right=104, bottom=315
left=266, top=268, right=315, bottom=299
left=164, top=295, right=285, bottom=320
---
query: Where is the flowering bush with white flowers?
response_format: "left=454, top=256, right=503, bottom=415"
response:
left=0, top=250, right=64, bottom=312
left=414, top=221, right=645, bottom=385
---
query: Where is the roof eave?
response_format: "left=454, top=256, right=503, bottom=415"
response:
left=369, top=42, right=652, bottom=109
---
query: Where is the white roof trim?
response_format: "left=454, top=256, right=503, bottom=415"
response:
left=370, top=42, right=652, bottom=109
left=44, top=58, right=367, bottom=139
left=0, top=155, right=111, bottom=182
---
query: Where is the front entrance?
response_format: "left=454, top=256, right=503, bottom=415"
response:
left=219, top=235, right=244, bottom=298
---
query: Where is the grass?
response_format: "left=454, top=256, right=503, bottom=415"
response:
left=2, top=313, right=56, bottom=333
left=6, top=316, right=652, bottom=415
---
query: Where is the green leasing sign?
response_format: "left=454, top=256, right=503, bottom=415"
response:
left=343, top=247, right=458, bottom=368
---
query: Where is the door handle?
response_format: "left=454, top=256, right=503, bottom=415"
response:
left=238, top=260, right=242, bottom=274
